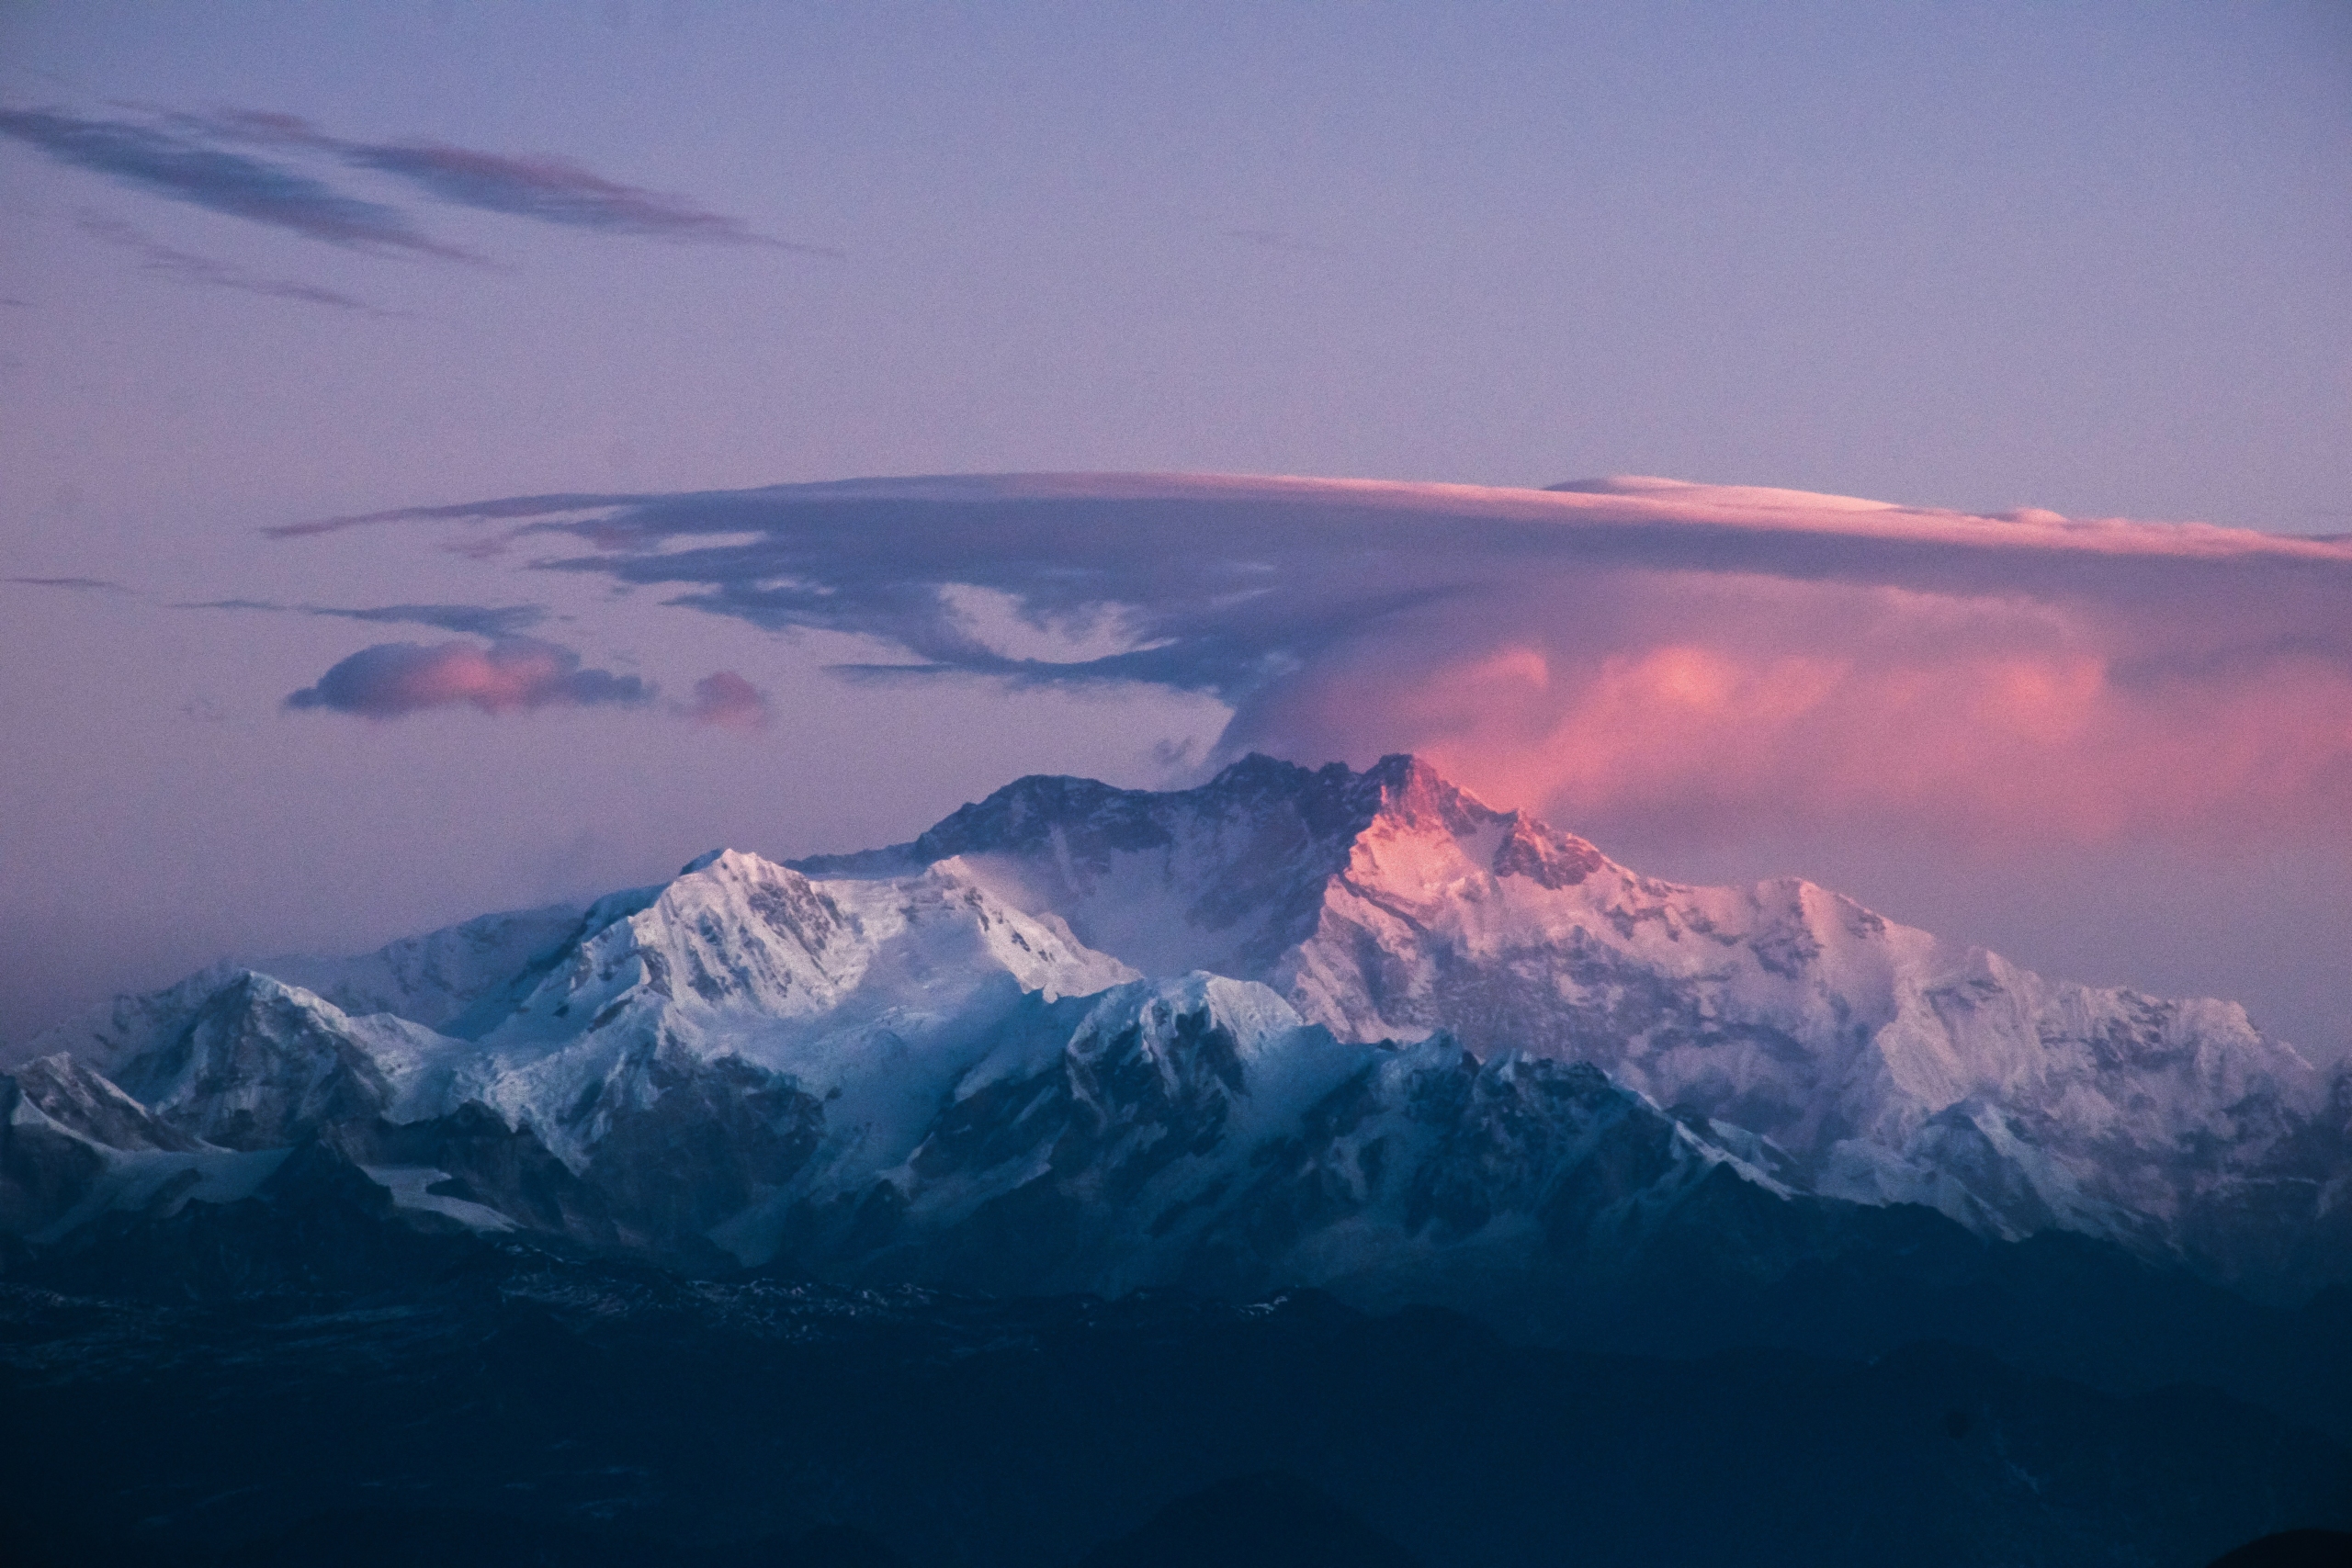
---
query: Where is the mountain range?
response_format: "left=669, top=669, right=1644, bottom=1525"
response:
left=6, top=752, right=2351, bottom=1565
left=8, top=753, right=2346, bottom=1314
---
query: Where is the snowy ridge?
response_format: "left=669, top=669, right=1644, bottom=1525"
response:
left=5, top=754, right=2346, bottom=1309
left=831, top=755, right=2339, bottom=1259
left=459, top=849, right=1137, bottom=1172
left=791, top=755, right=1400, bottom=981
left=2, top=1052, right=292, bottom=1242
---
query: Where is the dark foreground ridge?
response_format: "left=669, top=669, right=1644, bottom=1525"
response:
left=5, top=1224, right=2352, bottom=1568
left=2205, top=1532, right=2352, bottom=1568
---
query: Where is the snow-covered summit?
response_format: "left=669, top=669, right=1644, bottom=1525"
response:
left=794, top=752, right=1609, bottom=983
left=494, top=847, right=1127, bottom=1042
left=794, top=752, right=2342, bottom=1258
left=457, top=847, right=1138, bottom=1169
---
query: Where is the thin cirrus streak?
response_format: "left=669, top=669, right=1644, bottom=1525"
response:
left=0, top=107, right=474, bottom=260
left=74, top=216, right=402, bottom=316
left=7, top=575, right=130, bottom=593
left=265, top=472, right=2352, bottom=844
left=182, top=106, right=828, bottom=250
left=263, top=491, right=650, bottom=539
left=6, top=103, right=821, bottom=262
left=342, top=142, right=832, bottom=252
left=184, top=597, right=549, bottom=638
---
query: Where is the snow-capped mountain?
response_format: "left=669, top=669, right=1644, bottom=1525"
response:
left=799, top=755, right=2347, bottom=1275
left=5, top=755, right=2345, bottom=1317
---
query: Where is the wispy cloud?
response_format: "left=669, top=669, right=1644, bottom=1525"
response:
left=285, top=637, right=649, bottom=718
left=269, top=472, right=2352, bottom=843
left=76, top=216, right=402, bottom=316
left=315, top=602, right=548, bottom=637
left=0, top=107, right=475, bottom=260
left=345, top=141, right=832, bottom=252
left=187, top=598, right=548, bottom=637
left=176, top=105, right=829, bottom=250
left=262, top=491, right=643, bottom=540
left=7, top=575, right=130, bottom=592
left=7, top=102, right=830, bottom=265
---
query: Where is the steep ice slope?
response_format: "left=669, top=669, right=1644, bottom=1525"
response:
left=10, top=1053, right=206, bottom=1153
left=757, top=971, right=1804, bottom=1317
left=11, top=969, right=468, bottom=1150
left=799, top=754, right=2345, bottom=1267
left=458, top=849, right=1137, bottom=1172
left=493, top=849, right=1131, bottom=1048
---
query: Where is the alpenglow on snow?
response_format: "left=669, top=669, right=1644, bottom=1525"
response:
left=6, top=754, right=2346, bottom=1325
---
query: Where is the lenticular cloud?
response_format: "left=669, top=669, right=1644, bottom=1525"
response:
left=285, top=637, right=648, bottom=718
left=275, top=472, right=2352, bottom=844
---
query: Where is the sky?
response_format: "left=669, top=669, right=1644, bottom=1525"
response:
left=1, top=3, right=2347, bottom=1057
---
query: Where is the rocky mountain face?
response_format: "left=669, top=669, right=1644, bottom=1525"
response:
left=6, top=755, right=2347, bottom=1325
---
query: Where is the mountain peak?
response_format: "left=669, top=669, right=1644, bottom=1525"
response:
left=1350, top=752, right=1501, bottom=834
left=786, top=751, right=1523, bottom=888
left=787, top=753, right=1626, bottom=1014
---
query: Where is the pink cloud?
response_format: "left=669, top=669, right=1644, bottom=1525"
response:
left=681, top=670, right=771, bottom=730
left=269, top=472, right=2352, bottom=846
left=285, top=638, right=649, bottom=718
left=1229, top=563, right=2352, bottom=848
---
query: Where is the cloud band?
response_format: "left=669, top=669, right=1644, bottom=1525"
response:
left=269, top=472, right=2352, bottom=841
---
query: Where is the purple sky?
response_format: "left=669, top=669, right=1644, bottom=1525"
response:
left=2, top=4, right=2347, bottom=1056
